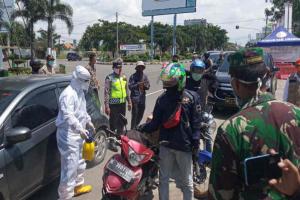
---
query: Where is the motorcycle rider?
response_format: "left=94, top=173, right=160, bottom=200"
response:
left=56, top=65, right=95, bottom=199
left=186, top=59, right=206, bottom=92
left=185, top=59, right=212, bottom=153
left=140, top=63, right=202, bottom=200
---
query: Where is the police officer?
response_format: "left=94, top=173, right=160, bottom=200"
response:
left=140, top=63, right=202, bottom=200
left=283, top=58, right=300, bottom=107
left=209, top=48, right=300, bottom=200
left=104, top=58, right=132, bottom=136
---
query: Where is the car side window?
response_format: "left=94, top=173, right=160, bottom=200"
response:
left=85, top=89, right=101, bottom=119
left=11, top=89, right=58, bottom=130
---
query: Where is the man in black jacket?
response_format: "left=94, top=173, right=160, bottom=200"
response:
left=129, top=61, right=150, bottom=129
left=141, top=63, right=202, bottom=200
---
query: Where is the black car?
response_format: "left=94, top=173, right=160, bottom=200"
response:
left=0, top=75, right=108, bottom=200
left=208, top=52, right=278, bottom=109
left=67, top=52, right=82, bottom=61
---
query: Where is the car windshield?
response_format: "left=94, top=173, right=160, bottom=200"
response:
left=210, top=54, right=220, bottom=63
left=0, top=90, right=19, bottom=116
left=218, top=54, right=230, bottom=72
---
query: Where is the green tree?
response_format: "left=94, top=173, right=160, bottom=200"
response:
left=11, top=0, right=45, bottom=59
left=36, top=29, right=61, bottom=57
left=79, top=20, right=229, bottom=57
left=0, top=21, right=29, bottom=47
left=41, top=0, right=73, bottom=48
left=79, top=20, right=147, bottom=57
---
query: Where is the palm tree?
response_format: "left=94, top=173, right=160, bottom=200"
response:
left=11, top=0, right=45, bottom=60
left=42, top=0, right=73, bottom=49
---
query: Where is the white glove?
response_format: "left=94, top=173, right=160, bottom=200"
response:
left=80, top=129, right=89, bottom=140
left=86, top=122, right=96, bottom=133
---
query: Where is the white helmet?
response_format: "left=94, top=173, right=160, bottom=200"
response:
left=72, top=65, right=91, bottom=91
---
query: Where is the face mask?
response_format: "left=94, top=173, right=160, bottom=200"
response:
left=114, top=68, right=121, bottom=75
left=191, top=73, right=202, bottom=81
left=48, top=61, right=54, bottom=67
left=81, top=81, right=90, bottom=91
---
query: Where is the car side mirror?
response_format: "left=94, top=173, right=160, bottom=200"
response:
left=6, top=127, right=31, bottom=145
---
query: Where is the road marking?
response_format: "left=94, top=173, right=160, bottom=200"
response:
left=0, top=174, right=3, bottom=179
left=146, top=89, right=164, bottom=96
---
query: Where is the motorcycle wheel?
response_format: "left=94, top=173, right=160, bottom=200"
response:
left=87, top=129, right=107, bottom=168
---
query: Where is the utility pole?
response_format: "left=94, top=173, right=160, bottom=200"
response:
left=172, top=14, right=177, bottom=56
left=116, top=12, right=119, bottom=58
left=265, top=14, right=268, bottom=38
left=151, top=16, right=154, bottom=61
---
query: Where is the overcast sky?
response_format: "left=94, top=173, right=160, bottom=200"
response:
left=36, top=0, right=273, bottom=46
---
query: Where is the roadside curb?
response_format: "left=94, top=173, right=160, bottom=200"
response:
left=97, top=61, right=192, bottom=65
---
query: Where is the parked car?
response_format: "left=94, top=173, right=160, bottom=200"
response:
left=208, top=52, right=278, bottom=109
left=0, top=75, right=108, bottom=200
left=66, top=52, right=82, bottom=61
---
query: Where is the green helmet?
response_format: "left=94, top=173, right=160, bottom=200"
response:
left=160, top=63, right=186, bottom=91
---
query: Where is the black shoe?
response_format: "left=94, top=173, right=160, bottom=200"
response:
left=108, top=142, right=118, bottom=152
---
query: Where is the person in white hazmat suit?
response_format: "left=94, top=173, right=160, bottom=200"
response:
left=56, top=65, right=95, bottom=199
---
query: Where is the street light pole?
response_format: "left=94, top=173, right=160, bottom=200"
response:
left=151, top=16, right=154, bottom=61
left=172, top=14, right=177, bottom=56
left=116, top=12, right=119, bottom=58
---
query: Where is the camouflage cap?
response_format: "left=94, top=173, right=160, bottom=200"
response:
left=229, top=48, right=264, bottom=69
left=229, top=48, right=267, bottom=83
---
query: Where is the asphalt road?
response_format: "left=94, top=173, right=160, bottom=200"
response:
left=28, top=60, right=286, bottom=200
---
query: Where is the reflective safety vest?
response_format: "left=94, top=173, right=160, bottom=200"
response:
left=109, top=75, right=127, bottom=104
left=287, top=73, right=300, bottom=107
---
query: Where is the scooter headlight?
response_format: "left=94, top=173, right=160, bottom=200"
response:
left=128, top=147, right=145, bottom=167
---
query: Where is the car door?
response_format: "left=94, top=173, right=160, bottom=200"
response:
left=0, top=126, right=10, bottom=200
left=3, top=85, right=58, bottom=200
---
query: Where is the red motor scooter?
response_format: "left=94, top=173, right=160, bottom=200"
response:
left=102, top=116, right=160, bottom=200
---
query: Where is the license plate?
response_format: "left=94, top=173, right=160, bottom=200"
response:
left=225, top=98, right=236, bottom=105
left=107, top=159, right=135, bottom=182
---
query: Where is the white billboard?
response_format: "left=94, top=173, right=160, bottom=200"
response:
left=0, top=0, right=14, bottom=33
left=120, top=44, right=147, bottom=51
left=142, top=0, right=196, bottom=16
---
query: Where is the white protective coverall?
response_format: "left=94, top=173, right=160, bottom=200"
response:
left=56, top=65, right=91, bottom=199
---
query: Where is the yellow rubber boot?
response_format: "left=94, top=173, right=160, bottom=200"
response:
left=74, top=185, right=92, bottom=197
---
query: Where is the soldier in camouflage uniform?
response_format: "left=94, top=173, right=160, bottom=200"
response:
left=208, top=48, right=300, bottom=200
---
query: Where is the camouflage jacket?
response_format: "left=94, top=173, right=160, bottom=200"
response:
left=209, top=92, right=300, bottom=200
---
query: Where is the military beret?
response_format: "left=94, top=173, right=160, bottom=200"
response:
left=229, top=48, right=264, bottom=69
